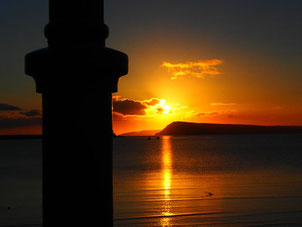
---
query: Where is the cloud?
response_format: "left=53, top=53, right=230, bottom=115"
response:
left=20, top=109, right=42, bottom=117
left=113, top=97, right=175, bottom=117
left=157, top=107, right=164, bottom=114
left=195, top=110, right=238, bottom=118
left=0, top=103, right=22, bottom=111
left=144, top=98, right=161, bottom=106
left=0, top=116, right=42, bottom=129
left=113, top=98, right=147, bottom=116
left=196, top=111, right=219, bottom=117
left=210, top=103, right=236, bottom=106
left=272, top=106, right=282, bottom=110
left=161, top=59, right=223, bottom=79
left=0, top=104, right=42, bottom=130
left=112, top=112, right=126, bottom=121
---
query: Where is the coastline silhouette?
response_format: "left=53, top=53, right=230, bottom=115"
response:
left=157, top=121, right=302, bottom=136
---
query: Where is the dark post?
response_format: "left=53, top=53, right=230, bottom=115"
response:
left=25, top=0, right=128, bottom=226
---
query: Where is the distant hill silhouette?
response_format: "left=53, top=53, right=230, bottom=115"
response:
left=156, top=122, right=302, bottom=136
left=119, top=130, right=160, bottom=137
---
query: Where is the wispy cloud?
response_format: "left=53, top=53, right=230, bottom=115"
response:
left=196, top=111, right=219, bottom=117
left=210, top=102, right=236, bottom=106
left=194, top=110, right=238, bottom=119
left=0, top=103, right=42, bottom=130
left=0, top=116, right=41, bottom=129
left=0, top=103, right=22, bottom=111
left=161, top=59, right=223, bottom=79
left=20, top=109, right=42, bottom=117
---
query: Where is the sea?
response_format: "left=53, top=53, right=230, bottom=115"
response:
left=1, top=134, right=302, bottom=226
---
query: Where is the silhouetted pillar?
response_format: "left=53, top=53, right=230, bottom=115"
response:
left=25, top=1, right=128, bottom=226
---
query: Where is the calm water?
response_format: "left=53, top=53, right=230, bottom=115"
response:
left=1, top=134, right=302, bottom=226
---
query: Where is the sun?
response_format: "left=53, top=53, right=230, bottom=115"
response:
left=162, top=104, right=171, bottom=114
left=143, top=99, right=172, bottom=116
left=158, top=100, right=171, bottom=114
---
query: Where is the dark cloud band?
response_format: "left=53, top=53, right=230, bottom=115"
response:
left=0, top=103, right=22, bottom=111
left=0, top=117, right=42, bottom=129
left=113, top=99, right=146, bottom=116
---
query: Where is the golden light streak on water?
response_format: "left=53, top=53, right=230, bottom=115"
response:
left=160, top=136, right=173, bottom=226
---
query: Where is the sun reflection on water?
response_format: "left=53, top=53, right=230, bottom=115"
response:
left=160, top=136, right=173, bottom=226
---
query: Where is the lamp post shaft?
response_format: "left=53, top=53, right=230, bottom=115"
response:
left=25, top=0, right=128, bottom=226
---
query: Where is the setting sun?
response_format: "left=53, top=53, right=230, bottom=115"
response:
left=2, top=1, right=302, bottom=227
left=146, top=99, right=171, bottom=115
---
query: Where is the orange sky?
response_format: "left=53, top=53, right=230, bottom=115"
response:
left=1, top=1, right=302, bottom=135
left=2, top=36, right=302, bottom=135
left=111, top=38, right=302, bottom=135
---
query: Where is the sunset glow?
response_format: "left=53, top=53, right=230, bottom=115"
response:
left=161, top=136, right=173, bottom=222
left=1, top=0, right=302, bottom=136
left=2, top=2, right=302, bottom=227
